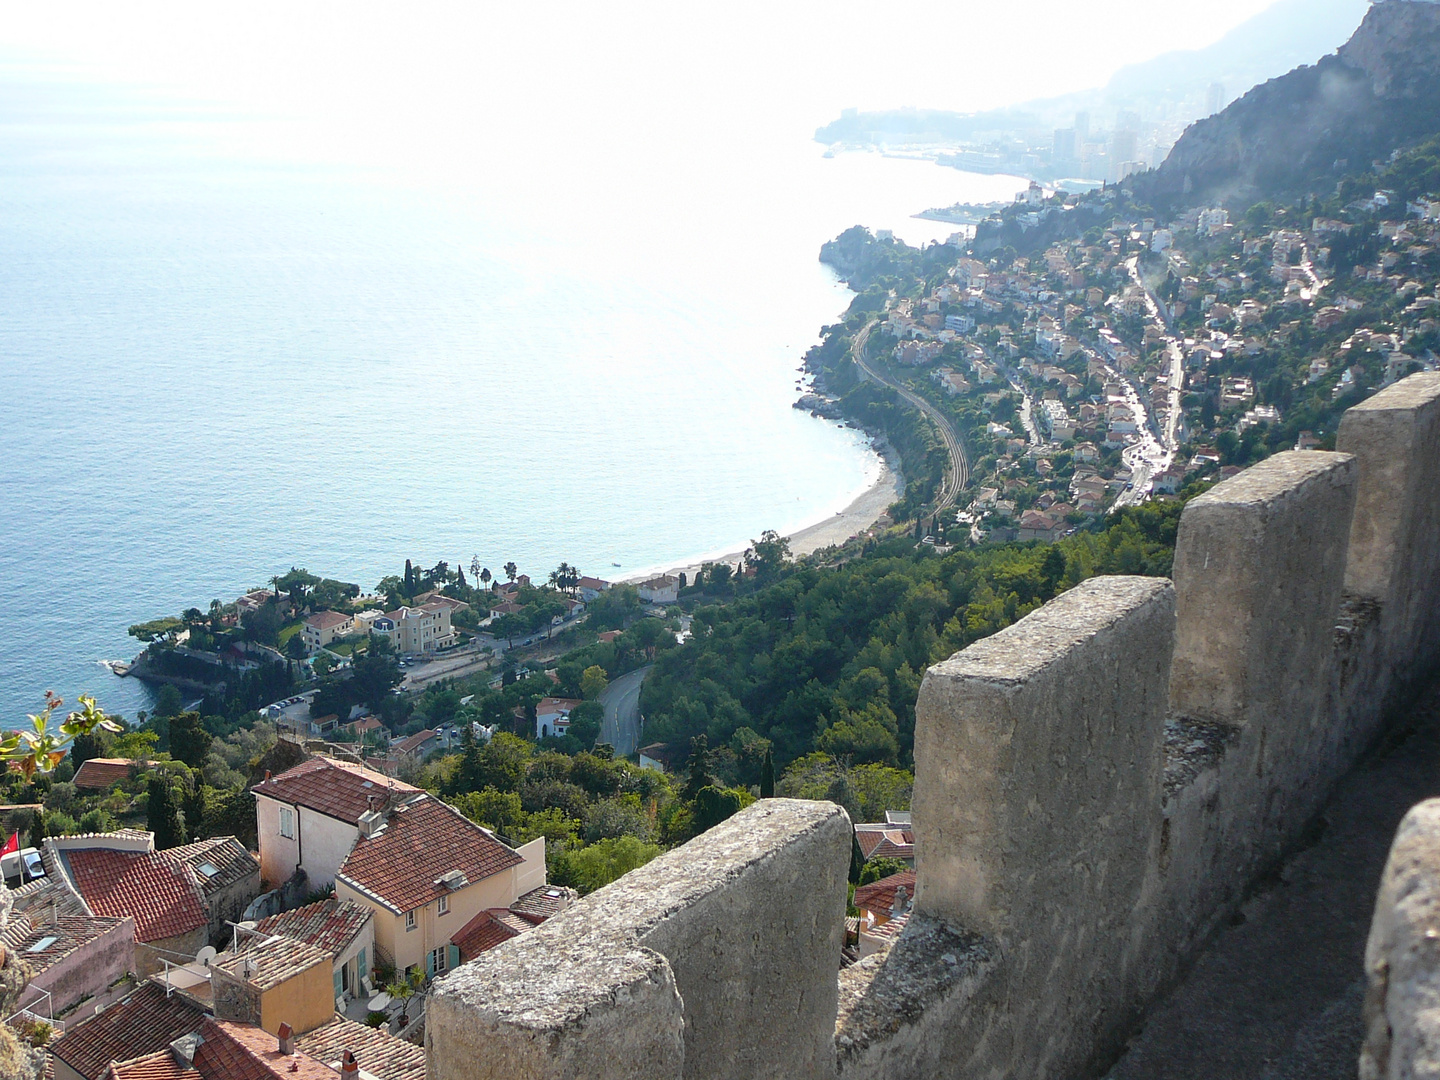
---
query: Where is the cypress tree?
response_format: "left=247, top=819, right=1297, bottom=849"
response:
left=29, top=809, right=46, bottom=848
left=147, top=775, right=184, bottom=850
left=183, top=773, right=207, bottom=842
left=759, top=748, right=775, bottom=799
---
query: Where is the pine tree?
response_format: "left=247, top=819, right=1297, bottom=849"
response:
left=759, top=748, right=775, bottom=799
left=170, top=711, right=212, bottom=770
left=685, top=735, right=714, bottom=802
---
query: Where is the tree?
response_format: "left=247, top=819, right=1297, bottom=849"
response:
left=404, top=559, right=416, bottom=596
left=744, top=530, right=792, bottom=582
left=147, top=775, right=184, bottom=850
left=504, top=562, right=518, bottom=584
left=182, top=773, right=206, bottom=842
left=580, top=666, right=609, bottom=701
left=691, top=785, right=749, bottom=835
left=685, top=735, right=715, bottom=801
left=127, top=617, right=185, bottom=645
left=350, top=652, right=404, bottom=709
left=154, top=685, right=183, bottom=719
left=760, top=748, right=775, bottom=799
left=277, top=568, right=321, bottom=606
left=554, top=836, right=662, bottom=894
left=113, top=729, right=159, bottom=761
left=471, top=555, right=482, bottom=585
left=240, top=603, right=282, bottom=646
left=70, top=731, right=106, bottom=770
left=285, top=634, right=309, bottom=663
left=566, top=702, right=604, bottom=749
left=170, top=712, right=212, bottom=770
left=480, top=567, right=492, bottom=591
left=29, top=810, right=45, bottom=848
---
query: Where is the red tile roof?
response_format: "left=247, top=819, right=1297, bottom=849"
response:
left=294, top=1016, right=425, bottom=1080
left=451, top=908, right=524, bottom=961
left=72, top=759, right=137, bottom=791
left=304, top=610, right=351, bottom=631
left=2, top=914, right=130, bottom=975
left=855, top=827, right=914, bottom=861
left=251, top=758, right=417, bottom=824
left=65, top=848, right=207, bottom=943
left=337, top=795, right=522, bottom=914
left=102, top=1050, right=200, bottom=1080
left=51, top=982, right=204, bottom=1080
left=191, top=1019, right=335, bottom=1080
left=507, top=885, right=577, bottom=924
left=216, top=935, right=331, bottom=991
left=393, top=729, right=436, bottom=755
left=251, top=898, right=372, bottom=959
left=853, top=870, right=917, bottom=916
left=167, top=837, right=259, bottom=899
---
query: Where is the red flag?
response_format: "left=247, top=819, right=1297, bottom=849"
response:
left=1, top=833, right=18, bottom=858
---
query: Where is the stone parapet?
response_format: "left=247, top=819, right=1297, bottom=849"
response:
left=426, top=799, right=850, bottom=1080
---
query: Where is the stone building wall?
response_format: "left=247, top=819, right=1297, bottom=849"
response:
left=427, top=372, right=1440, bottom=1080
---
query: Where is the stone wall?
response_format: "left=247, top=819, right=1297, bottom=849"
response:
left=426, top=799, right=850, bottom=1080
left=428, top=372, right=1440, bottom=1080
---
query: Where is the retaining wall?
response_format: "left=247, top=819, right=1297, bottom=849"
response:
left=428, top=371, right=1440, bottom=1080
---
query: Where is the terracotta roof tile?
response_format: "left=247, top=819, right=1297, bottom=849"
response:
left=338, top=795, right=522, bottom=914
left=294, top=1016, right=426, bottom=1080
left=393, top=729, right=436, bottom=755
left=65, top=849, right=207, bottom=943
left=855, top=827, right=914, bottom=860
left=3, top=914, right=130, bottom=974
left=216, top=935, right=331, bottom=991
left=252, top=758, right=417, bottom=824
left=251, top=898, right=372, bottom=959
left=72, top=759, right=137, bottom=791
left=51, top=982, right=204, bottom=1080
left=102, top=1050, right=200, bottom=1080
left=451, top=908, right=523, bottom=961
left=191, top=1019, right=334, bottom=1080
left=853, top=870, right=917, bottom=916
left=167, top=837, right=259, bottom=899
left=507, top=885, right=576, bottom=923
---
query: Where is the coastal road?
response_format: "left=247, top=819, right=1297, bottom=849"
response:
left=851, top=321, right=969, bottom=516
left=599, top=664, right=652, bottom=757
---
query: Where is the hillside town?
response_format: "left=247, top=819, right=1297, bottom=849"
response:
left=820, top=152, right=1440, bottom=547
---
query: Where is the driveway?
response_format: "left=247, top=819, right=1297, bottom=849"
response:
left=599, top=665, right=652, bottom=757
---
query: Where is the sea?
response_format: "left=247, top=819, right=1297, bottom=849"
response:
left=0, top=47, right=1023, bottom=723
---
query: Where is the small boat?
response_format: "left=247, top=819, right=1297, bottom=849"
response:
left=612, top=562, right=621, bottom=567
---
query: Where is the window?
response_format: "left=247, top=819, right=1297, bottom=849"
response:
left=279, top=808, right=294, bottom=839
left=405, top=909, right=416, bottom=931
left=438, top=894, right=448, bottom=915
left=429, top=946, right=448, bottom=974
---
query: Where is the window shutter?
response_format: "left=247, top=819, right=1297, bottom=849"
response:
left=358, top=948, right=367, bottom=978
left=425, top=950, right=435, bottom=978
left=334, top=968, right=344, bottom=998
left=447, top=944, right=460, bottom=971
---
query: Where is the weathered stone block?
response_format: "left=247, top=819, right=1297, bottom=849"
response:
left=1361, top=798, right=1440, bottom=1080
left=426, top=799, right=850, bottom=1080
left=1338, top=372, right=1440, bottom=694
left=913, top=575, right=1174, bottom=939
left=881, top=576, right=1175, bottom=1079
left=1169, top=450, right=1357, bottom=730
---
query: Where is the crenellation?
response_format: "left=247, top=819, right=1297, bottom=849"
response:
left=427, top=374, right=1440, bottom=1080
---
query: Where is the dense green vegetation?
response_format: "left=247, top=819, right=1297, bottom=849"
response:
left=639, top=502, right=1182, bottom=769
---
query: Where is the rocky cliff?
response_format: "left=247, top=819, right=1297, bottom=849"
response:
left=1142, top=0, right=1440, bottom=208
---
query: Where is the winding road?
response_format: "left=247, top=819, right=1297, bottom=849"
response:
left=598, top=664, right=652, bottom=757
left=852, top=321, right=969, bottom=516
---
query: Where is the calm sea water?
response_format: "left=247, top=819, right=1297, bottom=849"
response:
left=0, top=64, right=1022, bottom=722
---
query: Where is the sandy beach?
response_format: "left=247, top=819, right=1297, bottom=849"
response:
left=629, top=441, right=905, bottom=584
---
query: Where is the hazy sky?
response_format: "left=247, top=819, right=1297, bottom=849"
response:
left=4, top=1, right=1297, bottom=120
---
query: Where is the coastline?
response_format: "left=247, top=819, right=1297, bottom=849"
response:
left=624, top=439, right=904, bottom=585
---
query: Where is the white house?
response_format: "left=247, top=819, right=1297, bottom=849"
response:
left=535, top=697, right=583, bottom=740
left=576, top=577, right=612, bottom=602
left=637, top=575, right=680, bottom=604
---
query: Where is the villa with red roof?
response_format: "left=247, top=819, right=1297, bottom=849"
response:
left=334, top=793, right=546, bottom=980
left=251, top=757, right=418, bottom=890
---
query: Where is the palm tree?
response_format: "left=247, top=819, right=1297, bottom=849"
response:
left=480, top=567, right=492, bottom=591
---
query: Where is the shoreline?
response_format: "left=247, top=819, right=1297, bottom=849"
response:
left=623, top=439, right=904, bottom=585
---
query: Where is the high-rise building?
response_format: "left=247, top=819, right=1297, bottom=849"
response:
left=1053, top=128, right=1078, bottom=166
left=1207, top=83, right=1226, bottom=116
left=1116, top=109, right=1142, bottom=134
left=1112, top=129, right=1139, bottom=168
left=1075, top=111, right=1090, bottom=142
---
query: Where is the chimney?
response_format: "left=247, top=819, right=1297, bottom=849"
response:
left=341, top=1050, right=359, bottom=1076
left=277, top=1022, right=294, bottom=1056
left=891, top=884, right=910, bottom=920
left=264, top=770, right=272, bottom=781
